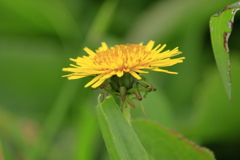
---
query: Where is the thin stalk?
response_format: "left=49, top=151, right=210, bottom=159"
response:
left=122, top=102, right=131, bottom=126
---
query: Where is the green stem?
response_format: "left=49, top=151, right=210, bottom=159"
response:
left=116, top=98, right=131, bottom=125
left=122, top=102, right=131, bottom=126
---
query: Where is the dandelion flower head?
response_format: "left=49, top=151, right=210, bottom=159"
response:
left=62, top=40, right=185, bottom=88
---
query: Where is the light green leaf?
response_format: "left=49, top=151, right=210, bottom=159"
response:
left=96, top=95, right=149, bottom=160
left=209, top=1, right=240, bottom=101
left=132, top=119, right=215, bottom=160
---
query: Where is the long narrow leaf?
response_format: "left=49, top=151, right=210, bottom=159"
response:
left=96, top=95, right=149, bottom=160
left=209, top=1, right=240, bottom=101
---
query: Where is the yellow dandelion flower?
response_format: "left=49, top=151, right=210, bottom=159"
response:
left=62, top=40, right=185, bottom=89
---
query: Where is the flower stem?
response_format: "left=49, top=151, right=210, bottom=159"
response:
left=122, top=102, right=131, bottom=126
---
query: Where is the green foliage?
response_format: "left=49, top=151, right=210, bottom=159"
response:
left=96, top=95, right=149, bottom=160
left=97, top=96, right=215, bottom=160
left=210, top=1, right=240, bottom=101
left=132, top=119, right=215, bottom=160
left=0, top=0, right=240, bottom=159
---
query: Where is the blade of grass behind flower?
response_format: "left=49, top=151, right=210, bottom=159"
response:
left=80, top=0, right=119, bottom=53
left=73, top=100, right=100, bottom=160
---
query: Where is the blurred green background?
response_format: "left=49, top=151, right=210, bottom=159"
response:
left=1, top=0, right=240, bottom=159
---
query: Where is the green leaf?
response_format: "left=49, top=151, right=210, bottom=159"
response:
left=132, top=119, right=215, bottom=160
left=209, top=1, right=240, bottom=101
left=96, top=95, right=149, bottom=160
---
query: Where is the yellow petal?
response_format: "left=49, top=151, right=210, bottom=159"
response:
left=151, top=59, right=184, bottom=67
left=156, top=44, right=166, bottom=53
left=129, top=71, right=142, bottom=80
left=83, top=47, right=96, bottom=56
left=101, top=73, right=114, bottom=79
left=101, top=42, right=108, bottom=50
left=96, top=42, right=109, bottom=52
left=91, top=78, right=105, bottom=88
left=84, top=74, right=104, bottom=88
left=67, top=75, right=87, bottom=80
left=134, top=69, right=148, bottom=73
left=152, top=44, right=161, bottom=51
left=151, top=68, right=178, bottom=74
left=146, top=40, right=155, bottom=51
left=117, top=70, right=124, bottom=77
left=62, top=73, right=74, bottom=77
left=70, top=64, right=79, bottom=67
